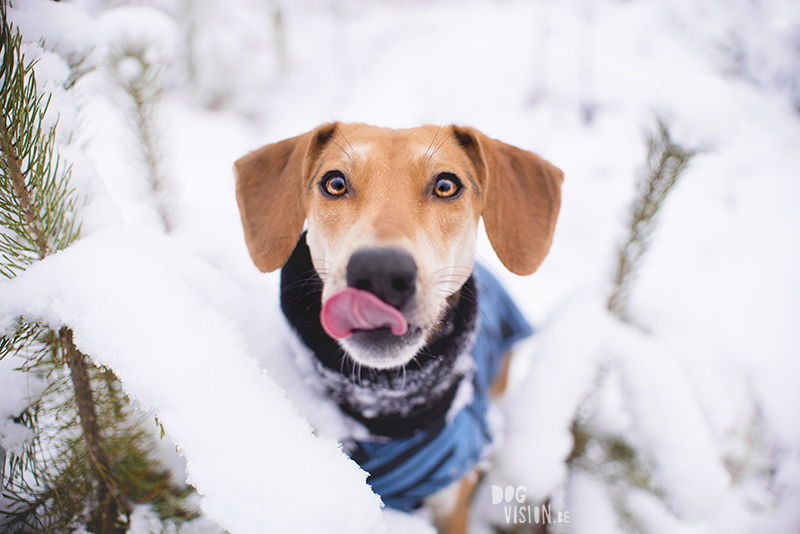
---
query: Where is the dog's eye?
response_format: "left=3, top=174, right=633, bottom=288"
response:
left=433, top=173, right=461, bottom=199
left=321, top=171, right=348, bottom=197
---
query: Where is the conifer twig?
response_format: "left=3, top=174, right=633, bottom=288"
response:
left=108, top=43, right=175, bottom=233
left=2, top=5, right=195, bottom=531
left=0, top=120, right=45, bottom=255
left=60, top=327, right=130, bottom=534
left=608, top=118, right=700, bottom=319
left=0, top=6, right=79, bottom=274
left=563, top=118, right=703, bottom=533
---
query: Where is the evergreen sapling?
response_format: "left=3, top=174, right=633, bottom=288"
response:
left=0, top=4, right=194, bottom=532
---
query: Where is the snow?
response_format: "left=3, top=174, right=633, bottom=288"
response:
left=611, top=324, right=730, bottom=520
left=2, top=0, right=800, bottom=532
left=0, top=229, right=385, bottom=534
left=495, top=295, right=609, bottom=501
left=0, top=356, right=39, bottom=456
left=97, top=6, right=179, bottom=69
left=568, top=469, right=623, bottom=534
left=7, top=0, right=99, bottom=62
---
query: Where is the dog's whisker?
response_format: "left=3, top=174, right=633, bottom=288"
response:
left=409, top=356, right=424, bottom=372
left=282, top=275, right=324, bottom=295
left=282, top=280, right=320, bottom=295
left=430, top=266, right=474, bottom=276
left=434, top=282, right=468, bottom=290
left=432, top=267, right=473, bottom=275
left=433, top=278, right=471, bottom=284
left=434, top=274, right=473, bottom=284
left=433, top=276, right=473, bottom=284
left=320, top=132, right=354, bottom=162
left=425, top=123, right=443, bottom=160
left=434, top=267, right=474, bottom=274
left=335, top=124, right=356, bottom=159
left=430, top=124, right=458, bottom=158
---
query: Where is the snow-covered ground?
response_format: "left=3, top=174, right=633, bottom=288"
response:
left=2, top=0, right=799, bottom=533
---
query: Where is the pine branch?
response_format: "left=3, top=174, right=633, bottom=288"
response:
left=1, top=5, right=196, bottom=531
left=0, top=118, right=44, bottom=256
left=3, top=325, right=197, bottom=532
left=63, top=51, right=95, bottom=92
left=608, top=118, right=700, bottom=319
left=60, top=327, right=130, bottom=534
left=0, top=2, right=81, bottom=277
left=561, top=121, right=701, bottom=534
left=108, top=43, right=175, bottom=233
left=566, top=367, right=660, bottom=534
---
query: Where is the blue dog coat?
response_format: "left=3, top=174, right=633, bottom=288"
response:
left=280, top=234, right=533, bottom=512
left=348, top=263, right=533, bottom=511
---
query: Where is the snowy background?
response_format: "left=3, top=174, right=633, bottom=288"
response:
left=2, top=0, right=799, bottom=533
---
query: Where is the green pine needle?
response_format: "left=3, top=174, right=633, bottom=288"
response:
left=108, top=42, right=175, bottom=233
left=0, top=4, right=81, bottom=278
left=608, top=118, right=701, bottom=320
left=1, top=4, right=196, bottom=531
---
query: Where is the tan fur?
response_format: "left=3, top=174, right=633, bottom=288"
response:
left=424, top=356, right=516, bottom=533
left=234, top=122, right=563, bottom=532
left=427, top=468, right=481, bottom=534
left=453, top=127, right=563, bottom=276
left=234, top=123, right=337, bottom=272
left=234, top=123, right=562, bottom=278
left=489, top=351, right=514, bottom=399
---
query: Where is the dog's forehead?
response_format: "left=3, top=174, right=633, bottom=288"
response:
left=321, top=124, right=471, bottom=177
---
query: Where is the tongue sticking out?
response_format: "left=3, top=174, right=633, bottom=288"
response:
left=321, top=287, right=408, bottom=340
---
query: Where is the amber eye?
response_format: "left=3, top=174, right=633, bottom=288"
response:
left=321, top=171, right=347, bottom=197
left=433, top=173, right=461, bottom=199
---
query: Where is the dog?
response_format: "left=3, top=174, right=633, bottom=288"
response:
left=234, top=123, right=562, bottom=533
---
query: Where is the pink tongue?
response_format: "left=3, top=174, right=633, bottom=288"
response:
left=321, top=288, right=408, bottom=340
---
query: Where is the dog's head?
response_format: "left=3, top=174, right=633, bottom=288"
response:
left=235, top=123, right=562, bottom=369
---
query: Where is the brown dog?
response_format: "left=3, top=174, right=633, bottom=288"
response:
left=234, top=123, right=562, bottom=533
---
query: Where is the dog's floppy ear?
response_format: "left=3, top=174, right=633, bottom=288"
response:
left=234, top=123, right=337, bottom=272
left=454, top=127, right=563, bottom=276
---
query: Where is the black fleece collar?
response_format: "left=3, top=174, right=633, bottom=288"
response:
left=280, top=233, right=479, bottom=438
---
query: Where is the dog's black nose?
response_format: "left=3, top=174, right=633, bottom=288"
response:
left=346, top=248, right=417, bottom=310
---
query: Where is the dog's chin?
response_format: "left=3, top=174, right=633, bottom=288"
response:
left=338, top=327, right=427, bottom=370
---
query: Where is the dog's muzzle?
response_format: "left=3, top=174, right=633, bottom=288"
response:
left=320, top=248, right=417, bottom=340
left=346, top=248, right=417, bottom=309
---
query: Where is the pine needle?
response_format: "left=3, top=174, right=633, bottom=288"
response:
left=108, top=42, right=176, bottom=233
left=1, top=4, right=195, bottom=531
left=608, top=118, right=701, bottom=320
